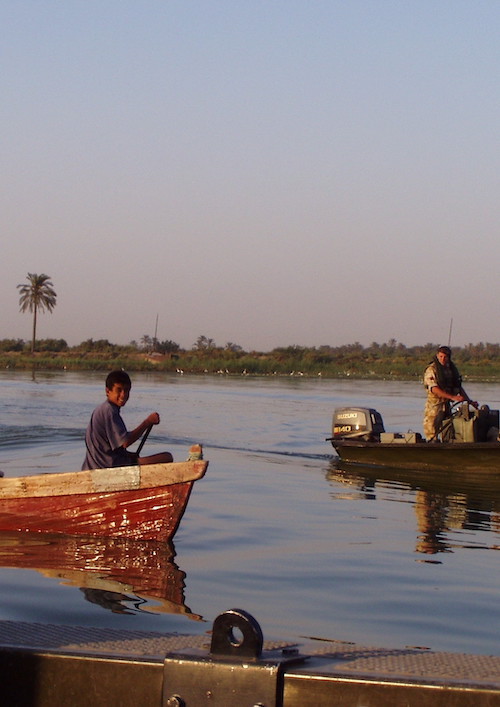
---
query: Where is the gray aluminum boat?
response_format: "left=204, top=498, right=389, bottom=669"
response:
left=327, top=403, right=500, bottom=473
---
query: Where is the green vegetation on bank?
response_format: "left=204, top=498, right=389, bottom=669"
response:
left=2, top=337, right=500, bottom=380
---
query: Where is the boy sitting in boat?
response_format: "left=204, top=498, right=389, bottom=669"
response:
left=82, top=370, right=173, bottom=470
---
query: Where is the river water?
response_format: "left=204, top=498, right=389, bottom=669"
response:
left=0, top=371, right=498, bottom=656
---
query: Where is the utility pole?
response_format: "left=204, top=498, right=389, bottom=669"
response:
left=153, top=314, right=159, bottom=351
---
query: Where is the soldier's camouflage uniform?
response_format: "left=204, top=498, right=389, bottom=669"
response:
left=423, top=361, right=459, bottom=440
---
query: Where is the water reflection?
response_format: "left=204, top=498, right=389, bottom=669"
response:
left=0, top=531, right=202, bottom=619
left=327, top=461, right=500, bottom=558
left=414, top=491, right=451, bottom=556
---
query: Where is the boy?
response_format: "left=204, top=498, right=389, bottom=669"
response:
left=82, top=370, right=173, bottom=470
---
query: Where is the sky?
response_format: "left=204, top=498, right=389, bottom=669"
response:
left=2, top=1, right=500, bottom=352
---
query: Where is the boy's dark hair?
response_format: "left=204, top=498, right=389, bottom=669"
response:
left=106, top=370, right=132, bottom=390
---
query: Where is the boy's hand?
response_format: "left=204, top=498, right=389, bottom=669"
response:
left=146, top=412, right=161, bottom=426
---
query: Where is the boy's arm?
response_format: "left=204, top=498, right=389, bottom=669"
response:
left=123, top=412, right=161, bottom=447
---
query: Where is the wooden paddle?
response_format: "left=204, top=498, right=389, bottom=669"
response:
left=136, top=424, right=153, bottom=456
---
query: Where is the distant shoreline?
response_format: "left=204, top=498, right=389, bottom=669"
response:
left=1, top=351, right=499, bottom=382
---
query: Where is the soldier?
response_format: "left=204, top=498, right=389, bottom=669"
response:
left=423, top=346, right=477, bottom=441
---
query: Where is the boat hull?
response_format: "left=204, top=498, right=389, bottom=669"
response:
left=331, top=440, right=500, bottom=473
left=0, top=460, right=207, bottom=541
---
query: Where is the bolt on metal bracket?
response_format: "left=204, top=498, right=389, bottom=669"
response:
left=163, top=608, right=308, bottom=707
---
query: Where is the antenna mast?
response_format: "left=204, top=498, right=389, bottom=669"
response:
left=153, top=314, right=159, bottom=351
left=447, top=318, right=453, bottom=347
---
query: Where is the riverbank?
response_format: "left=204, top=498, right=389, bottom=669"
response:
left=2, top=350, right=500, bottom=381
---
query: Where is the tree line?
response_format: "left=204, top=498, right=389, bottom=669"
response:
left=6, top=335, right=500, bottom=360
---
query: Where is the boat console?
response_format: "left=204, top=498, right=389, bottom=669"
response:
left=452, top=403, right=499, bottom=442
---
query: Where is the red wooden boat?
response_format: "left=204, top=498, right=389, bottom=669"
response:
left=0, top=452, right=208, bottom=542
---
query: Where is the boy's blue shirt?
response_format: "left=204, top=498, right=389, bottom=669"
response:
left=82, top=399, right=130, bottom=470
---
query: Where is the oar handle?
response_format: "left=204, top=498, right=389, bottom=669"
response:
left=136, top=424, right=153, bottom=456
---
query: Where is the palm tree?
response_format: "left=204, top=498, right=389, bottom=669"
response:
left=17, top=273, right=57, bottom=353
left=140, top=334, right=153, bottom=351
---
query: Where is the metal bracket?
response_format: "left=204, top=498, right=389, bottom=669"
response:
left=163, top=608, right=307, bottom=707
left=210, top=607, right=263, bottom=658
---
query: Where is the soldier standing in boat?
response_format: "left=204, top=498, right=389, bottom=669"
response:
left=423, top=346, right=477, bottom=441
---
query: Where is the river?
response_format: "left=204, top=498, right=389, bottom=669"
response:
left=0, top=371, right=498, bottom=656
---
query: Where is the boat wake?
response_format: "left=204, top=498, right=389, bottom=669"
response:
left=0, top=425, right=84, bottom=450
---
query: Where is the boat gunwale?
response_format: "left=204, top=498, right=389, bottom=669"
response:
left=0, top=460, right=208, bottom=500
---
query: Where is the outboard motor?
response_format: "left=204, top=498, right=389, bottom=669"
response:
left=332, top=407, right=385, bottom=442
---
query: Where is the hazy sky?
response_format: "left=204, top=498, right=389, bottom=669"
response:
left=2, top=1, right=499, bottom=351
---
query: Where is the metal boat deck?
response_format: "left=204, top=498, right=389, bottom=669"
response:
left=0, top=611, right=498, bottom=706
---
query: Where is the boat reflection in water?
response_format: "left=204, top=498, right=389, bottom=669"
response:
left=0, top=531, right=202, bottom=619
left=327, top=460, right=500, bottom=558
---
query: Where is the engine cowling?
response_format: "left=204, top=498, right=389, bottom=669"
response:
left=332, top=407, right=385, bottom=441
